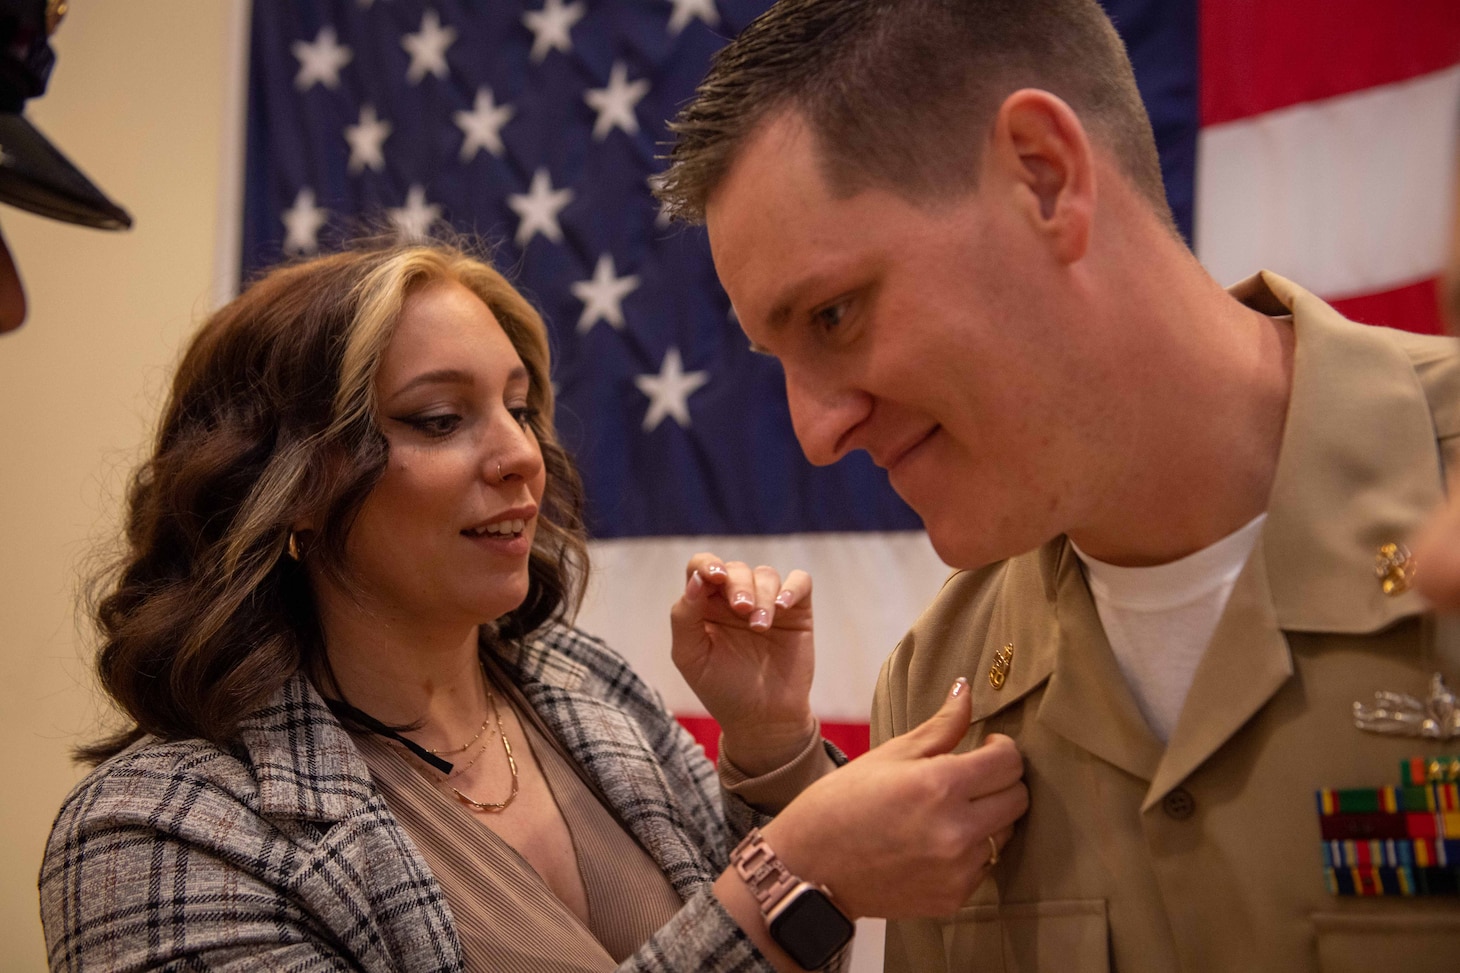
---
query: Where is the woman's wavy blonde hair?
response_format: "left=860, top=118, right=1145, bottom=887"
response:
left=79, top=240, right=588, bottom=764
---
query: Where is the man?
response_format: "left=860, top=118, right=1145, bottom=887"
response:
left=657, top=0, right=1460, bottom=969
left=0, top=0, right=131, bottom=333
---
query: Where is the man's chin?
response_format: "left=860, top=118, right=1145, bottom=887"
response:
left=924, top=516, right=1055, bottom=571
left=926, top=525, right=1003, bottom=571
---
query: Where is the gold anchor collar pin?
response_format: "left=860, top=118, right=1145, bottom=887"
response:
left=989, top=643, right=1014, bottom=690
left=1375, top=542, right=1416, bottom=596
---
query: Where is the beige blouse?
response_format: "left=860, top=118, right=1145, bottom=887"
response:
left=354, top=706, right=683, bottom=972
left=355, top=694, right=835, bottom=972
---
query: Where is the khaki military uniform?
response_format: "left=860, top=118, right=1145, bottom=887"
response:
left=874, top=273, right=1460, bottom=972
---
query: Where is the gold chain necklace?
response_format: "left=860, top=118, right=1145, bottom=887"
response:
left=442, top=735, right=490, bottom=780
left=450, top=686, right=519, bottom=813
left=427, top=713, right=491, bottom=756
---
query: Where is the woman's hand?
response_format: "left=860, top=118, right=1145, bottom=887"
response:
left=1413, top=476, right=1460, bottom=610
left=670, top=553, right=816, bottom=776
left=757, top=678, right=1029, bottom=921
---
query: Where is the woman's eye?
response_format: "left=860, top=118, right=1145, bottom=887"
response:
left=509, top=406, right=540, bottom=430
left=403, top=413, right=461, bottom=437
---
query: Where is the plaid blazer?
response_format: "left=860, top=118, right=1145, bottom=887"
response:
left=40, top=626, right=793, bottom=972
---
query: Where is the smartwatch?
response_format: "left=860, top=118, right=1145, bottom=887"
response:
left=730, top=827, right=855, bottom=970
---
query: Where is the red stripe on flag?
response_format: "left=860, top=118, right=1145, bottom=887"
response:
left=676, top=715, right=872, bottom=764
left=1327, top=277, right=1445, bottom=336
left=821, top=721, right=872, bottom=759
left=1200, top=0, right=1460, bottom=125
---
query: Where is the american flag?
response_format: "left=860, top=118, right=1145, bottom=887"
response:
left=242, top=0, right=1460, bottom=762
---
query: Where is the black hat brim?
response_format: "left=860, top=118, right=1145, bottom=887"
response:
left=0, top=112, right=130, bottom=229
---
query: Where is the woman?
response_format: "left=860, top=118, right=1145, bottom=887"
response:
left=39, top=241, right=1025, bottom=972
left=1413, top=150, right=1460, bottom=610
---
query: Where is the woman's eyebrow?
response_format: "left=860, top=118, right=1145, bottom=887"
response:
left=392, top=368, right=475, bottom=396
left=389, top=364, right=531, bottom=398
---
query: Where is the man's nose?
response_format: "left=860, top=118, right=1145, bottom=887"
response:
left=784, top=369, right=870, bottom=467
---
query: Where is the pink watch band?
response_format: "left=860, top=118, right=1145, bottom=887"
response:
left=731, top=827, right=806, bottom=913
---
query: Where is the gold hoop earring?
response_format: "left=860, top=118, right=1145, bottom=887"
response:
left=287, top=531, right=303, bottom=562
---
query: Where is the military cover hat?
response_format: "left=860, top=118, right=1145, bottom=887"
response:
left=0, top=0, right=130, bottom=229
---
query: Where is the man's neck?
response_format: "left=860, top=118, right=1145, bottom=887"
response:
left=1069, top=252, right=1296, bottom=567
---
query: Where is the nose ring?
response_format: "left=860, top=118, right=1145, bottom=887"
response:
left=496, top=460, right=504, bottom=483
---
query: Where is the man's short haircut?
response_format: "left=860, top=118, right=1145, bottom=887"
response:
left=655, top=0, right=1173, bottom=227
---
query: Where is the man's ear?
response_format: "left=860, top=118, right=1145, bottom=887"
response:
left=988, top=89, right=1095, bottom=265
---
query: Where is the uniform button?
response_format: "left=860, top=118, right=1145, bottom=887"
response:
left=1163, top=788, right=1196, bottom=820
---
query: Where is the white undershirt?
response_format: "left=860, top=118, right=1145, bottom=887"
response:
left=1070, top=514, right=1267, bottom=743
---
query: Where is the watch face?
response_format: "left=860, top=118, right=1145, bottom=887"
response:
left=768, top=887, right=855, bottom=969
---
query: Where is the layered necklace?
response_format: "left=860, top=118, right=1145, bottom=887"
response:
left=440, top=684, right=520, bottom=813
left=326, top=661, right=521, bottom=813
left=428, top=714, right=490, bottom=756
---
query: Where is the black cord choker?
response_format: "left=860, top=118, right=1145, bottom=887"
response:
left=323, top=696, right=455, bottom=775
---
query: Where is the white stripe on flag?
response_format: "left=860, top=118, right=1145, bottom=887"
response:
left=578, top=532, right=951, bottom=721
left=1195, top=64, right=1460, bottom=298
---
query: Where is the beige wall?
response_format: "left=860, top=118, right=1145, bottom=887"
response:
left=0, top=2, right=243, bottom=966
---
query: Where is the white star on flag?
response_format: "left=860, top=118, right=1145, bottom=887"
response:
left=584, top=62, right=651, bottom=141
left=523, top=0, right=586, bottom=63
left=667, top=0, right=719, bottom=35
left=571, top=254, right=641, bottom=334
left=635, top=348, right=710, bottom=432
left=292, top=26, right=353, bottom=91
left=282, top=187, right=328, bottom=254
left=402, top=9, right=457, bottom=84
left=507, top=168, right=573, bottom=247
left=455, top=88, right=515, bottom=161
left=389, top=185, right=441, bottom=242
left=345, top=104, right=392, bottom=174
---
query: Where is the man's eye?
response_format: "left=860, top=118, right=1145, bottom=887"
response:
left=509, top=406, right=540, bottom=430
left=815, top=302, right=846, bottom=330
left=403, top=413, right=461, bottom=437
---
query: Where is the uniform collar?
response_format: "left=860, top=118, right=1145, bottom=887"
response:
left=963, top=271, right=1445, bottom=791
left=962, top=540, right=1164, bottom=783
left=1239, top=270, right=1441, bottom=633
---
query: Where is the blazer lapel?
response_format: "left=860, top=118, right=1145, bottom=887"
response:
left=242, top=675, right=464, bottom=973
left=516, top=675, right=718, bottom=899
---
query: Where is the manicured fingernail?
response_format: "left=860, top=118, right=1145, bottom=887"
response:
left=750, top=608, right=771, bottom=630
left=732, top=592, right=753, bottom=610
left=686, top=571, right=704, bottom=597
left=706, top=564, right=728, bottom=580
left=774, top=590, right=795, bottom=609
left=950, top=677, right=969, bottom=698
